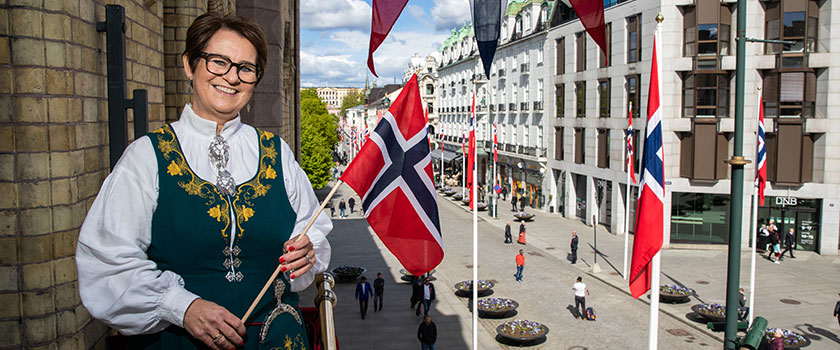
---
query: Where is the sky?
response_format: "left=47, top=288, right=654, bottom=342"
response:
left=300, top=0, right=473, bottom=88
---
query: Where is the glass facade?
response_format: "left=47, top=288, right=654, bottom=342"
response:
left=670, top=192, right=731, bottom=244
left=757, top=196, right=821, bottom=252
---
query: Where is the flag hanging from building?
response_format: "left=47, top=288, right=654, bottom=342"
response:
left=569, top=0, right=608, bottom=64
left=469, top=0, right=505, bottom=78
left=340, top=74, right=443, bottom=276
left=367, top=0, right=409, bottom=77
left=629, top=35, right=664, bottom=299
left=627, top=106, right=637, bottom=184
left=493, top=122, right=498, bottom=163
left=467, top=92, right=477, bottom=209
left=756, top=98, right=767, bottom=206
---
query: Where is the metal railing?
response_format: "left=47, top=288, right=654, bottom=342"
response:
left=534, top=101, right=544, bottom=110
left=520, top=102, right=529, bottom=111
left=509, top=103, right=517, bottom=111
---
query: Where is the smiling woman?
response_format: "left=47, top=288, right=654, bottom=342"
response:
left=76, top=13, right=332, bottom=350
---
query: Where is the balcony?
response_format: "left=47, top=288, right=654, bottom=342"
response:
left=509, top=103, right=517, bottom=111
left=520, top=63, right=530, bottom=74
left=499, top=103, right=506, bottom=111
left=498, top=69, right=506, bottom=78
left=523, top=146, right=537, bottom=157
left=533, top=101, right=544, bottom=110
left=467, top=105, right=472, bottom=112
left=476, top=105, right=486, bottom=112
left=490, top=104, right=496, bottom=112
left=484, top=140, right=492, bottom=148
left=505, top=144, right=516, bottom=152
left=520, top=102, right=529, bottom=111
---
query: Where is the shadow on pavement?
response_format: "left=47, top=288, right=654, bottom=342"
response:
left=586, top=242, right=621, bottom=275
left=663, top=272, right=707, bottom=304
left=797, top=323, right=840, bottom=346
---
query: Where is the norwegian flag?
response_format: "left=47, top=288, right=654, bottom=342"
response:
left=467, top=92, right=476, bottom=209
left=756, top=98, right=767, bottom=206
left=493, top=122, right=498, bottom=163
left=340, top=74, right=443, bottom=276
left=629, top=35, right=665, bottom=299
left=627, top=107, right=637, bottom=184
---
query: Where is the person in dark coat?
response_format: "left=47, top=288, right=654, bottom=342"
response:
left=348, top=197, right=356, bottom=214
left=517, top=222, right=526, bottom=245
left=833, top=293, right=840, bottom=327
left=373, top=272, right=385, bottom=312
left=504, top=222, right=512, bottom=244
left=338, top=199, right=346, bottom=218
left=410, top=275, right=424, bottom=316
left=780, top=227, right=796, bottom=260
left=570, top=231, right=579, bottom=264
left=511, top=194, right=517, bottom=211
left=355, top=276, right=373, bottom=319
left=417, top=315, right=437, bottom=350
left=767, top=229, right=780, bottom=263
left=421, top=277, right=436, bottom=316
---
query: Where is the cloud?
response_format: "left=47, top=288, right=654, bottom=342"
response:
left=430, top=0, right=471, bottom=32
left=406, top=5, right=432, bottom=29
left=300, top=51, right=366, bottom=87
left=301, top=0, right=370, bottom=31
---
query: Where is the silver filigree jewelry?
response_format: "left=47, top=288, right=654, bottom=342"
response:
left=260, top=279, right=302, bottom=343
left=209, top=134, right=235, bottom=196
left=223, top=245, right=243, bottom=282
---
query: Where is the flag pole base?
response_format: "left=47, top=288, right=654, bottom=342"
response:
left=591, top=263, right=602, bottom=274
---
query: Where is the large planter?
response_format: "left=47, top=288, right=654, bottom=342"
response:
left=461, top=198, right=471, bottom=206
left=330, top=265, right=366, bottom=282
left=444, top=190, right=456, bottom=196
left=659, top=284, right=695, bottom=304
left=454, top=280, right=494, bottom=297
left=513, top=212, right=535, bottom=221
left=495, top=320, right=549, bottom=345
left=452, top=194, right=463, bottom=201
left=764, top=328, right=811, bottom=349
left=691, top=303, right=725, bottom=323
left=399, top=268, right=436, bottom=282
left=477, top=203, right=488, bottom=211
left=438, top=186, right=451, bottom=193
left=477, top=297, right=519, bottom=318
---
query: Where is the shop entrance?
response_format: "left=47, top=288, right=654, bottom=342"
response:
left=574, top=174, right=586, bottom=220
left=758, top=197, right=821, bottom=252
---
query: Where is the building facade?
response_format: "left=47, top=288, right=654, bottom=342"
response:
left=546, top=0, right=839, bottom=255
left=315, top=86, right=362, bottom=115
left=404, top=53, right=439, bottom=134
left=0, top=1, right=301, bottom=348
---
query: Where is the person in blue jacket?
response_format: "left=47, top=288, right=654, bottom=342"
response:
left=355, top=276, right=374, bottom=319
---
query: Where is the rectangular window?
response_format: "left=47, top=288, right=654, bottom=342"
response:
left=671, top=192, right=731, bottom=244
left=627, top=14, right=642, bottom=63
left=600, top=22, right=612, bottom=67
left=575, top=81, right=586, bottom=118
left=574, top=128, right=585, bottom=164
left=762, top=71, right=816, bottom=118
left=576, top=31, right=586, bottom=72
left=597, top=129, right=610, bottom=168
left=555, top=84, right=565, bottom=118
left=555, top=127, right=564, bottom=160
left=537, top=45, right=544, bottom=65
left=598, top=79, right=611, bottom=118
left=556, top=38, right=565, bottom=75
left=626, top=74, right=640, bottom=118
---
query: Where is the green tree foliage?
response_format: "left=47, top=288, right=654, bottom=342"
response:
left=339, top=91, right=364, bottom=116
left=300, top=89, right=338, bottom=189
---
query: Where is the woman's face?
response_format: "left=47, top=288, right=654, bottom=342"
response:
left=183, top=29, right=257, bottom=125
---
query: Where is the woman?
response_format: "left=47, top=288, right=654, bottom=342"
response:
left=76, top=13, right=331, bottom=350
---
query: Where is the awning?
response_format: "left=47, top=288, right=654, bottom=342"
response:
left=430, top=149, right=461, bottom=162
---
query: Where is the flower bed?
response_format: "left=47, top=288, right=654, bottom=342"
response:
left=496, top=320, right=549, bottom=342
left=691, top=303, right=725, bottom=322
left=444, top=190, right=456, bottom=196
left=477, top=203, right=487, bottom=211
left=477, top=297, right=518, bottom=318
left=513, top=212, right=535, bottom=221
left=399, top=268, right=436, bottom=282
left=764, top=328, right=811, bottom=349
left=438, top=186, right=451, bottom=192
left=454, top=280, right=494, bottom=297
left=330, top=265, right=366, bottom=281
left=452, top=194, right=463, bottom=201
left=659, top=284, right=694, bottom=303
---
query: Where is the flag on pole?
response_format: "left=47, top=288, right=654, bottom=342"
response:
left=629, top=34, right=664, bottom=299
left=467, top=92, right=477, bottom=209
left=493, top=122, right=498, bottom=163
left=756, top=98, right=767, bottom=206
left=569, top=0, right=608, bottom=64
left=469, top=0, right=505, bottom=78
left=340, top=74, right=443, bottom=276
left=627, top=108, right=637, bottom=184
left=367, top=0, right=409, bottom=77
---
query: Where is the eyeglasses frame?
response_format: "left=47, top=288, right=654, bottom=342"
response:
left=198, top=52, right=262, bottom=84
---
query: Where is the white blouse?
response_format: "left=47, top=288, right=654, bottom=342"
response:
left=76, top=104, right=332, bottom=335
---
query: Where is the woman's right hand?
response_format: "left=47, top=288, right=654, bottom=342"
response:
left=184, top=299, right=246, bottom=349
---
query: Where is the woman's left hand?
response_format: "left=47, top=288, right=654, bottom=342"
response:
left=279, top=234, right=316, bottom=279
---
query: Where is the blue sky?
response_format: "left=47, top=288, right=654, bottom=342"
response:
left=300, top=0, right=472, bottom=88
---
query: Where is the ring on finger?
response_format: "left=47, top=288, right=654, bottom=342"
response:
left=212, top=333, right=224, bottom=343
left=305, top=254, right=313, bottom=264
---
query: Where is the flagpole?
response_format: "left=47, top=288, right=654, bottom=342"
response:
left=493, top=123, right=497, bottom=219
left=624, top=101, right=632, bottom=280
left=648, top=14, right=664, bottom=350
left=241, top=180, right=344, bottom=323
left=471, top=81, right=478, bottom=350
left=748, top=87, right=761, bottom=326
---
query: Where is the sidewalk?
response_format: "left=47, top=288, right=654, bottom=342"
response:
left=443, top=187, right=840, bottom=349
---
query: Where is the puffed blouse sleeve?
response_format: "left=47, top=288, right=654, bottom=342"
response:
left=76, top=136, right=199, bottom=335
left=278, top=139, right=333, bottom=291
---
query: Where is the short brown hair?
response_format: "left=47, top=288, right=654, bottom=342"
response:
left=183, top=13, right=268, bottom=83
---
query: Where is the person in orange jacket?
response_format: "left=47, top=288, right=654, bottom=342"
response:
left=514, top=250, right=525, bottom=282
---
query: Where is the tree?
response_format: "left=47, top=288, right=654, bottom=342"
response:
left=339, top=91, right=364, bottom=117
left=300, top=89, right=339, bottom=189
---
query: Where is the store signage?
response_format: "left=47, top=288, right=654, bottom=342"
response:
left=775, top=196, right=798, bottom=207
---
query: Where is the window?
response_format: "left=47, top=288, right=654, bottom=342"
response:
left=555, top=84, right=565, bottom=118
left=683, top=0, right=731, bottom=70
left=576, top=31, right=586, bottom=72
left=426, top=84, right=434, bottom=95
left=537, top=45, right=544, bottom=65
left=765, top=120, right=815, bottom=184
left=598, top=79, right=611, bottom=118
left=554, top=127, right=564, bottom=160
left=574, top=128, right=585, bottom=164
left=627, top=14, right=642, bottom=63
left=538, top=126, right=544, bottom=150
left=626, top=74, right=640, bottom=117
left=556, top=38, right=565, bottom=75
left=600, top=23, right=612, bottom=67
left=671, top=192, right=731, bottom=244
left=427, top=102, right=434, bottom=115
left=513, top=15, right=523, bottom=40
left=523, top=126, right=529, bottom=147
left=682, top=73, right=730, bottom=118
left=597, top=129, right=610, bottom=168
left=762, top=71, right=816, bottom=118
left=537, top=79, right=544, bottom=103
left=765, top=0, right=819, bottom=66
left=575, top=81, right=586, bottom=118
left=679, top=120, right=730, bottom=180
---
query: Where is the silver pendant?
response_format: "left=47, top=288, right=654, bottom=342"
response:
left=260, top=279, right=302, bottom=343
left=225, top=270, right=244, bottom=283
left=223, top=258, right=242, bottom=269
left=223, top=245, right=241, bottom=257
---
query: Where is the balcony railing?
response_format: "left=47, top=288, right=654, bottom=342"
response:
left=509, top=103, right=517, bottom=111
left=490, top=104, right=496, bottom=111
left=520, top=63, right=530, bottom=73
left=524, top=146, right=537, bottom=157
left=520, top=102, right=529, bottom=111
left=498, top=69, right=506, bottom=77
left=533, top=101, right=544, bottom=110
left=505, top=144, right=516, bottom=152
left=499, top=103, right=506, bottom=111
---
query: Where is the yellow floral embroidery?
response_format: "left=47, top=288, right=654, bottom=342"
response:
left=180, top=179, right=203, bottom=196
left=166, top=161, right=182, bottom=176
left=262, top=130, right=275, bottom=139
left=232, top=128, right=279, bottom=237
left=253, top=184, right=269, bottom=197
left=265, top=165, right=277, bottom=179
left=241, top=206, right=255, bottom=221
left=207, top=205, right=222, bottom=222
left=268, top=334, right=305, bottom=350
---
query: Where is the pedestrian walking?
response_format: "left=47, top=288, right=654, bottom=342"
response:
left=355, top=276, right=374, bottom=319
left=373, top=273, right=385, bottom=312
left=520, top=194, right=526, bottom=211
left=348, top=197, right=356, bottom=214
left=417, top=315, right=437, bottom=350
left=339, top=199, right=346, bottom=218
left=327, top=201, right=335, bottom=217
left=833, top=293, right=840, bottom=327
left=770, top=329, right=784, bottom=350
left=517, top=222, right=527, bottom=245
left=767, top=229, right=781, bottom=263
left=570, top=231, right=579, bottom=264
left=738, top=288, right=749, bottom=321
left=421, top=277, right=436, bottom=316
left=514, top=249, right=525, bottom=282
left=504, top=222, right=512, bottom=244
left=780, top=227, right=797, bottom=260
left=410, top=275, right=424, bottom=316
left=511, top=194, right=517, bottom=211
left=501, top=186, right=507, bottom=201
left=757, top=224, right=769, bottom=253
left=572, top=276, right=590, bottom=320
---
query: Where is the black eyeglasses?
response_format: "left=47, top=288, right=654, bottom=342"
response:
left=199, top=52, right=261, bottom=84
